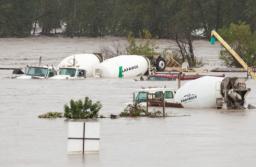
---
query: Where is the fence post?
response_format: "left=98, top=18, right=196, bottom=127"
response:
left=146, top=92, right=149, bottom=113
left=177, top=72, right=181, bottom=89
left=162, top=92, right=165, bottom=117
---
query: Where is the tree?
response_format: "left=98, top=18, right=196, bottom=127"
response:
left=0, top=0, right=255, bottom=38
left=126, top=30, right=156, bottom=59
left=219, top=22, right=256, bottom=67
left=63, top=0, right=112, bottom=37
left=0, top=0, right=36, bottom=37
left=37, top=0, right=62, bottom=35
left=169, top=0, right=201, bottom=67
left=245, top=0, right=256, bottom=31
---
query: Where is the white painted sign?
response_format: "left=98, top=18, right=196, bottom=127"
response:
left=67, top=121, right=100, bottom=154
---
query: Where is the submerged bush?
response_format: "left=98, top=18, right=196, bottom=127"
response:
left=38, top=112, right=63, bottom=119
left=120, top=103, right=164, bottom=118
left=120, top=104, right=146, bottom=117
left=64, top=97, right=102, bottom=119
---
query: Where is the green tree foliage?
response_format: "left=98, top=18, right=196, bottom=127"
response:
left=120, top=103, right=164, bottom=118
left=219, top=22, right=256, bottom=67
left=62, top=0, right=112, bottom=37
left=126, top=30, right=156, bottom=59
left=37, top=0, right=62, bottom=35
left=64, top=97, right=102, bottom=119
left=0, top=0, right=36, bottom=37
left=0, top=0, right=256, bottom=37
left=120, top=104, right=146, bottom=117
left=245, top=0, right=256, bottom=31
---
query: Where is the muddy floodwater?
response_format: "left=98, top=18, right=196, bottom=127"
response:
left=0, top=37, right=256, bottom=167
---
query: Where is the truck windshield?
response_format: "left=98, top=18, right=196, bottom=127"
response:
left=26, top=67, right=48, bottom=77
left=155, top=91, right=174, bottom=99
left=136, top=92, right=147, bottom=103
left=165, top=91, right=174, bottom=99
left=59, top=68, right=76, bottom=77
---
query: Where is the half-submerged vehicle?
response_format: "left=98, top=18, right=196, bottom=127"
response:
left=16, top=65, right=56, bottom=79
left=94, top=55, right=150, bottom=78
left=174, top=76, right=251, bottom=109
left=132, top=87, right=183, bottom=108
left=51, top=54, right=102, bottom=80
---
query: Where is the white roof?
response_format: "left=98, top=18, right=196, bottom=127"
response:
left=135, top=87, right=175, bottom=94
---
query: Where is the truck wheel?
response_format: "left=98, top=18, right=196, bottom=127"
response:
left=155, top=57, right=166, bottom=71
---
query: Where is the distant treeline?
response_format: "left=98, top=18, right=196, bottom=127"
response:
left=0, top=0, right=256, bottom=38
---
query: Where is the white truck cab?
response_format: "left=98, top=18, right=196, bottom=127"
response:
left=134, top=87, right=176, bottom=105
left=51, top=67, right=86, bottom=80
left=16, top=65, right=55, bottom=79
left=51, top=53, right=102, bottom=80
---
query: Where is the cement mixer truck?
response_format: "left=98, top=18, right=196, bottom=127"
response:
left=51, top=53, right=103, bottom=80
left=174, top=76, right=250, bottom=109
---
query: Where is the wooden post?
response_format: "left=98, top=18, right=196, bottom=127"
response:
left=133, top=93, right=135, bottom=105
left=177, top=72, right=181, bottom=89
left=82, top=122, right=85, bottom=155
left=39, top=56, right=42, bottom=66
left=162, top=92, right=165, bottom=117
left=146, top=92, right=149, bottom=113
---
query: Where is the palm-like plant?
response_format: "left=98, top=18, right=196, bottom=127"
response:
left=64, top=97, right=102, bottom=119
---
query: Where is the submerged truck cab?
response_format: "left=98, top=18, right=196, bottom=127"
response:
left=52, top=67, right=86, bottom=79
left=51, top=53, right=101, bottom=80
left=134, top=88, right=175, bottom=104
left=16, top=66, right=55, bottom=79
left=132, top=87, right=182, bottom=108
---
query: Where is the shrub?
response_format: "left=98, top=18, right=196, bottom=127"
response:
left=64, top=97, right=102, bottom=119
left=120, top=103, right=165, bottom=118
left=120, top=104, right=146, bottom=117
left=38, top=112, right=63, bottom=119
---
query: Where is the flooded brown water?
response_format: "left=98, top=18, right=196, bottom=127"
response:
left=0, top=37, right=256, bottom=167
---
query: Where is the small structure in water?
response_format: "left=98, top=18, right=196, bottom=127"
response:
left=67, top=121, right=100, bottom=154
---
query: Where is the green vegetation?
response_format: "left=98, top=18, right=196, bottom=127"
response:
left=38, top=112, right=63, bottom=119
left=64, top=97, right=102, bottom=119
left=120, top=104, right=146, bottom=117
left=126, top=30, right=156, bottom=59
left=219, top=23, right=256, bottom=67
left=120, top=104, right=165, bottom=118
left=0, top=0, right=36, bottom=37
